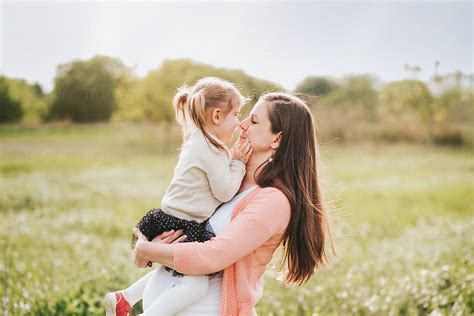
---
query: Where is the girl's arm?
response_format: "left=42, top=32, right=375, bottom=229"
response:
left=134, top=188, right=291, bottom=274
left=200, top=149, right=246, bottom=203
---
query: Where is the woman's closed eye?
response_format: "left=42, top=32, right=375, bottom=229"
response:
left=250, top=114, right=258, bottom=124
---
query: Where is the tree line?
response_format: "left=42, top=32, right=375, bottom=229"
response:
left=0, top=56, right=280, bottom=123
left=0, top=55, right=472, bottom=145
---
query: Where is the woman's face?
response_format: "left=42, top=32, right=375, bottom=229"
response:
left=239, top=100, right=277, bottom=155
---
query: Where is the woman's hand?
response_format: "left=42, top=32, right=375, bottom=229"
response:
left=151, top=229, right=187, bottom=244
left=133, top=228, right=150, bottom=268
left=133, top=228, right=187, bottom=268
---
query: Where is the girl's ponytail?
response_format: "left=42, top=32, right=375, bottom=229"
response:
left=172, top=86, right=192, bottom=141
left=188, top=89, right=207, bottom=133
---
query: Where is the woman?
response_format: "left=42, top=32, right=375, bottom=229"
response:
left=127, top=92, right=334, bottom=315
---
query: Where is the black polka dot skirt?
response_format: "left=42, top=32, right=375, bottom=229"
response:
left=131, top=208, right=215, bottom=249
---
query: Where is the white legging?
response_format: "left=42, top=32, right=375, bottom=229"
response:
left=123, top=267, right=212, bottom=315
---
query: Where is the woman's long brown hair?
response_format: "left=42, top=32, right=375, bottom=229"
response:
left=255, top=92, right=335, bottom=285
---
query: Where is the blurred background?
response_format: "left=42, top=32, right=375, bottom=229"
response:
left=1, top=1, right=472, bottom=315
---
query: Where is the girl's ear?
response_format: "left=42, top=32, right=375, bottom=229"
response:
left=211, top=108, right=221, bottom=125
left=270, top=132, right=282, bottom=150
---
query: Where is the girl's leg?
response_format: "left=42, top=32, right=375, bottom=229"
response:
left=142, top=275, right=209, bottom=315
left=122, top=268, right=157, bottom=305
left=142, top=267, right=178, bottom=311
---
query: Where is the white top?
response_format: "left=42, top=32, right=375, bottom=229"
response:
left=208, top=185, right=257, bottom=235
left=160, top=129, right=246, bottom=223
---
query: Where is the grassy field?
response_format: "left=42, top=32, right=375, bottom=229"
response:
left=1, top=123, right=473, bottom=315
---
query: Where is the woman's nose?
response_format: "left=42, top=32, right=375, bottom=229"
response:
left=239, top=121, right=248, bottom=131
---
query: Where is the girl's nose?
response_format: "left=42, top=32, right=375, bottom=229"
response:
left=239, top=121, right=248, bottom=131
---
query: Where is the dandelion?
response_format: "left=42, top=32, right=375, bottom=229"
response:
left=378, top=276, right=387, bottom=286
left=15, top=262, right=26, bottom=273
left=429, top=309, right=442, bottom=316
left=365, top=295, right=380, bottom=313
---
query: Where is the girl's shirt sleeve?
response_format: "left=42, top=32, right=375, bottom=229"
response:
left=197, top=143, right=246, bottom=203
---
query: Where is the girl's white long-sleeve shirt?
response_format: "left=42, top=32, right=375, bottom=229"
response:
left=160, top=129, right=246, bottom=223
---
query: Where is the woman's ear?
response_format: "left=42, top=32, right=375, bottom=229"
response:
left=270, top=132, right=282, bottom=150
left=211, top=108, right=221, bottom=125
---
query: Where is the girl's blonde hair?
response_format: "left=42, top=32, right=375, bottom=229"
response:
left=172, top=77, right=248, bottom=150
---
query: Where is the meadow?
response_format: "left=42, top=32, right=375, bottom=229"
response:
left=0, top=123, right=472, bottom=315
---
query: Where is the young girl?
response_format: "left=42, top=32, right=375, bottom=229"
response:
left=104, top=77, right=252, bottom=315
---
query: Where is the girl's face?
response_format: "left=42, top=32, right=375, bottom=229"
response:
left=214, top=104, right=242, bottom=143
left=239, top=100, right=277, bottom=155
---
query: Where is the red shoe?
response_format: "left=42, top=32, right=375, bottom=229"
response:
left=104, top=291, right=133, bottom=316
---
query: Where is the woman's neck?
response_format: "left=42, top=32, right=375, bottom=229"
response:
left=238, top=153, right=268, bottom=193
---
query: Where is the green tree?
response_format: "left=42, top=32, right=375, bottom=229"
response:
left=0, top=77, right=23, bottom=123
left=381, top=80, right=434, bottom=124
left=434, top=88, right=474, bottom=124
left=47, top=55, right=129, bottom=122
left=326, top=74, right=379, bottom=119
left=4, top=78, right=48, bottom=123
left=404, top=64, right=422, bottom=79
left=295, top=76, right=339, bottom=97
left=113, top=59, right=281, bottom=122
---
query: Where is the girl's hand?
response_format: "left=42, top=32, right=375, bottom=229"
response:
left=232, top=139, right=253, bottom=164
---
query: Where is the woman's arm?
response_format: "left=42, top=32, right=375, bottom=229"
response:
left=135, top=241, right=175, bottom=268
left=174, top=188, right=290, bottom=274
left=134, top=187, right=291, bottom=274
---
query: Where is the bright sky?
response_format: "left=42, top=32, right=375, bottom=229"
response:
left=1, top=1, right=472, bottom=92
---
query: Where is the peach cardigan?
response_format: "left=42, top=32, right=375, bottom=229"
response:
left=173, top=186, right=291, bottom=315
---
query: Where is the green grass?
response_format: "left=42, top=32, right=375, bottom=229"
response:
left=1, top=124, right=472, bottom=315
